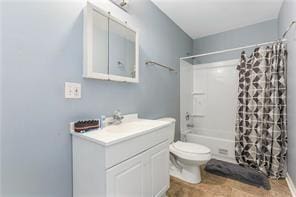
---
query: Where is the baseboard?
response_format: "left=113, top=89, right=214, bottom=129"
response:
left=286, top=173, right=296, bottom=197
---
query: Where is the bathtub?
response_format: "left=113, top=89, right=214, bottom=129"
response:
left=184, top=130, right=236, bottom=163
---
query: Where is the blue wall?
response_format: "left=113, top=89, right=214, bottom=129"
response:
left=0, top=0, right=286, bottom=196
left=193, top=19, right=278, bottom=64
left=0, top=1, right=192, bottom=196
left=278, top=0, right=296, bottom=187
left=0, top=2, right=2, bottom=194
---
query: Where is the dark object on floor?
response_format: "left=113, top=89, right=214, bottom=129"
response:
left=205, top=159, right=271, bottom=190
left=74, top=120, right=100, bottom=132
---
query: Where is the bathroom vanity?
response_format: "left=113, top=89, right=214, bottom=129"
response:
left=70, top=114, right=172, bottom=197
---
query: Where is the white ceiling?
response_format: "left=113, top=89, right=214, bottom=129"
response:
left=151, top=0, right=284, bottom=39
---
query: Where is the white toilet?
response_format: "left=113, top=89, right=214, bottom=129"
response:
left=158, top=118, right=211, bottom=184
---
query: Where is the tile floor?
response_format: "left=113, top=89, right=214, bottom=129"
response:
left=167, top=167, right=292, bottom=197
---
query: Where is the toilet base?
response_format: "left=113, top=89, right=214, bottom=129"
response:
left=169, top=162, right=201, bottom=184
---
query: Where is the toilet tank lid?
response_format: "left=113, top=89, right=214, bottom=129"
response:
left=158, top=117, right=176, bottom=123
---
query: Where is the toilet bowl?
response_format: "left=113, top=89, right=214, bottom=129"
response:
left=169, top=141, right=211, bottom=183
left=158, top=118, right=211, bottom=184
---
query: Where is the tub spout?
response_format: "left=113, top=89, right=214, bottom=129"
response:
left=186, top=123, right=194, bottom=128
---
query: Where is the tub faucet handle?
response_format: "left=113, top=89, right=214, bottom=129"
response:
left=185, top=112, right=190, bottom=121
left=186, top=123, right=194, bottom=128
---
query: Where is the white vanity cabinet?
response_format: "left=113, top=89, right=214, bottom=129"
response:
left=106, top=141, right=169, bottom=197
left=71, top=117, right=171, bottom=197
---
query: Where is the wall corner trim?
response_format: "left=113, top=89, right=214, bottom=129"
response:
left=286, top=173, right=296, bottom=197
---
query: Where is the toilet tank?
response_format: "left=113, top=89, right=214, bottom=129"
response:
left=158, top=117, right=176, bottom=143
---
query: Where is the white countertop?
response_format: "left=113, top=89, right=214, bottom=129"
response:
left=70, top=118, right=170, bottom=146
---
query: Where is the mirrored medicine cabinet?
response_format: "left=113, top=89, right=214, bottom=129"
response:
left=83, top=2, right=139, bottom=83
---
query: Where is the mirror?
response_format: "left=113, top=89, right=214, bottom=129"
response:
left=92, top=10, right=108, bottom=75
left=83, top=2, right=139, bottom=83
left=109, top=18, right=136, bottom=78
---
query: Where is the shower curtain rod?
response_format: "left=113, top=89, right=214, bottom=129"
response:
left=179, top=39, right=287, bottom=60
left=180, top=20, right=296, bottom=61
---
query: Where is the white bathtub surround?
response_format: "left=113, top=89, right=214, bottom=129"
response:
left=180, top=60, right=193, bottom=133
left=180, top=59, right=239, bottom=162
left=71, top=114, right=172, bottom=197
left=159, top=118, right=211, bottom=184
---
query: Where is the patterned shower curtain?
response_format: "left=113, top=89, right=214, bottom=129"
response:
left=235, top=42, right=288, bottom=179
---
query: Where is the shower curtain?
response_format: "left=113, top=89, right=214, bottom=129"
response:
left=235, top=42, right=288, bottom=178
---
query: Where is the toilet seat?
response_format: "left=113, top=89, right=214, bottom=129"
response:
left=170, top=141, right=211, bottom=161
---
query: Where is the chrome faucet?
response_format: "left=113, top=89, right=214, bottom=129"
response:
left=110, top=110, right=124, bottom=125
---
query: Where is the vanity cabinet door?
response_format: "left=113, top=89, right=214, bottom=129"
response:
left=106, top=140, right=169, bottom=197
left=106, top=152, right=148, bottom=197
left=148, top=141, right=170, bottom=197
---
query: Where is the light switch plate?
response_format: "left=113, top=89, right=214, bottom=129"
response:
left=65, top=82, right=81, bottom=99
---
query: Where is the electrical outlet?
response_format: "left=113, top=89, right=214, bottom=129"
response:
left=65, top=82, right=81, bottom=99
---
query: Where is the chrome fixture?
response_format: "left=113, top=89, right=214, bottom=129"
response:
left=185, top=112, right=190, bottom=121
left=186, top=123, right=194, bottom=128
left=109, top=0, right=129, bottom=12
left=145, top=61, right=177, bottom=73
left=117, top=61, right=124, bottom=66
left=282, top=20, right=296, bottom=39
left=111, top=110, right=124, bottom=125
left=119, top=0, right=128, bottom=7
left=104, top=110, right=124, bottom=126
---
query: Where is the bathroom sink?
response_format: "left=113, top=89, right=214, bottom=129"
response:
left=70, top=114, right=170, bottom=146
left=103, top=119, right=162, bottom=133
